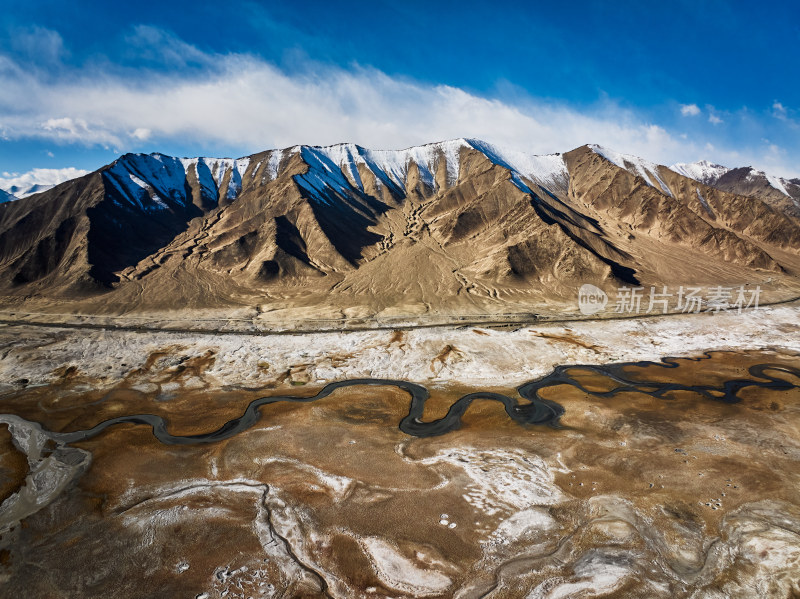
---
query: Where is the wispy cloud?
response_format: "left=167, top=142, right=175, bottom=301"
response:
left=8, top=26, right=67, bottom=65
left=0, top=48, right=684, bottom=160
left=771, top=100, right=798, bottom=130
left=41, top=117, right=120, bottom=146
left=0, top=26, right=797, bottom=177
left=680, top=103, right=701, bottom=116
left=122, top=25, right=210, bottom=68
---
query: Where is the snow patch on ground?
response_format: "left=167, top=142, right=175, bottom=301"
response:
left=416, top=448, right=564, bottom=516
left=253, top=455, right=354, bottom=500
left=696, top=187, right=714, bottom=216
left=489, top=507, right=558, bottom=545
left=1, top=305, right=798, bottom=391
left=527, top=550, right=633, bottom=599
left=265, top=149, right=286, bottom=181
left=359, top=536, right=453, bottom=596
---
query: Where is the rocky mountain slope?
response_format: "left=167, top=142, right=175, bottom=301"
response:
left=672, top=160, right=800, bottom=219
left=0, top=140, right=798, bottom=318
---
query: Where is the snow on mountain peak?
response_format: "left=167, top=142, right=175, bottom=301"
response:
left=0, top=188, right=18, bottom=204
left=746, top=167, right=792, bottom=198
left=105, top=152, right=253, bottom=210
left=589, top=144, right=673, bottom=196
left=297, top=138, right=569, bottom=201
left=465, top=139, right=568, bottom=192
left=670, top=160, right=731, bottom=185
left=95, top=139, right=574, bottom=211
left=302, top=139, right=472, bottom=196
left=670, top=158, right=795, bottom=199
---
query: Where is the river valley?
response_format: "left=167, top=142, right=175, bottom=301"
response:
left=0, top=307, right=799, bottom=598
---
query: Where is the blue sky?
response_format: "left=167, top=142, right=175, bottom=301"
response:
left=0, top=0, right=798, bottom=188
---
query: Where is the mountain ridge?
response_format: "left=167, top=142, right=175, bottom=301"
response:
left=1, top=139, right=799, bottom=318
left=4, top=139, right=800, bottom=207
left=671, top=159, right=800, bottom=219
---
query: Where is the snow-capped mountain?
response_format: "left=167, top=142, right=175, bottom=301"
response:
left=8, top=183, right=51, bottom=196
left=0, top=167, right=90, bottom=199
left=104, top=153, right=253, bottom=211
left=590, top=148, right=797, bottom=211
left=669, top=160, right=732, bottom=186
left=95, top=140, right=570, bottom=215
left=588, top=144, right=674, bottom=196
left=0, top=189, right=17, bottom=203
left=295, top=139, right=569, bottom=202
left=1, top=138, right=799, bottom=313
left=670, top=159, right=800, bottom=218
left=4, top=140, right=797, bottom=211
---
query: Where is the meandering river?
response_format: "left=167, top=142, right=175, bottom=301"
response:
left=46, top=352, right=800, bottom=445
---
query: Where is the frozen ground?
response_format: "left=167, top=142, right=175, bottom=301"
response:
left=0, top=304, right=797, bottom=391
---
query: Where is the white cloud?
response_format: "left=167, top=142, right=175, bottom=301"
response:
left=773, top=101, right=787, bottom=118
left=0, top=27, right=797, bottom=178
left=0, top=167, right=89, bottom=198
left=680, top=103, right=701, bottom=116
left=708, top=114, right=723, bottom=125
left=131, top=127, right=152, bottom=140
left=0, top=48, right=694, bottom=167
left=41, top=117, right=120, bottom=146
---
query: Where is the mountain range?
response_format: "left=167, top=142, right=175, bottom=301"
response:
left=1, top=139, right=798, bottom=319
left=670, top=159, right=800, bottom=220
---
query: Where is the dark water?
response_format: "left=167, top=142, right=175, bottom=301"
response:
left=51, top=352, right=800, bottom=445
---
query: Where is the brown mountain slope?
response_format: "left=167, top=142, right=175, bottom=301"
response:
left=0, top=140, right=798, bottom=319
left=563, top=147, right=796, bottom=275
left=712, top=169, right=800, bottom=219
left=91, top=145, right=628, bottom=315
left=671, top=162, right=800, bottom=220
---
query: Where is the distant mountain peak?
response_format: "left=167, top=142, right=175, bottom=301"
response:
left=670, top=159, right=797, bottom=203
left=670, top=160, right=731, bottom=186
left=744, top=166, right=793, bottom=198
left=0, top=188, right=17, bottom=203
left=0, top=167, right=90, bottom=199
